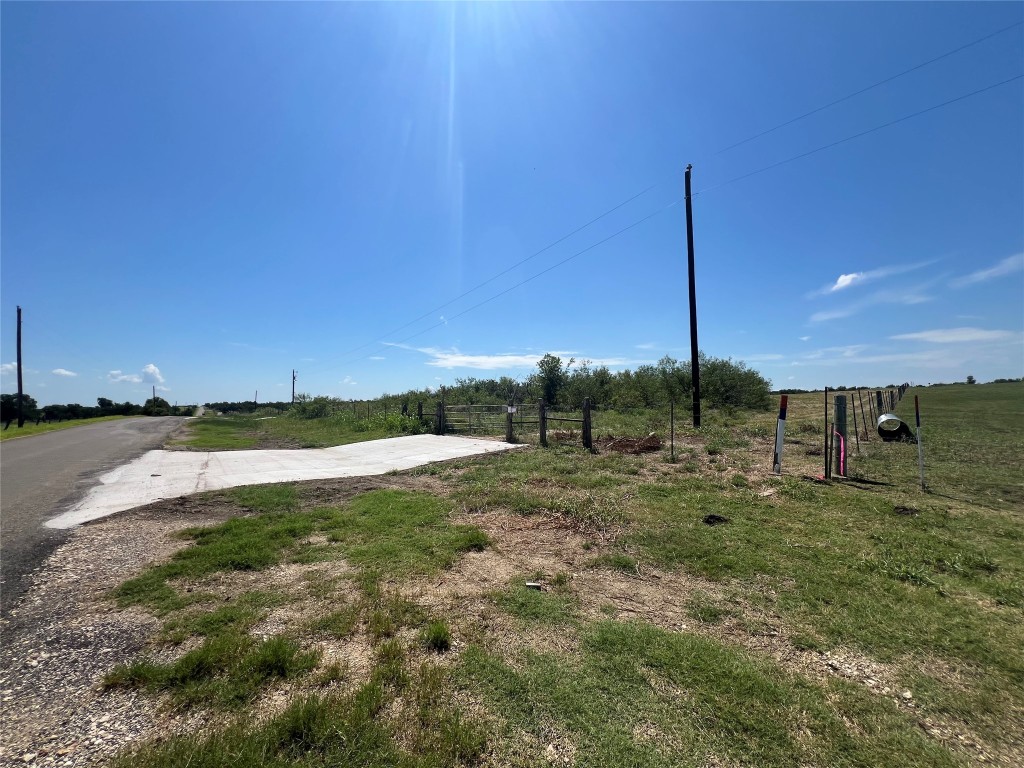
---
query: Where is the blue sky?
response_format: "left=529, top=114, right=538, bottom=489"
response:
left=2, top=1, right=1022, bottom=406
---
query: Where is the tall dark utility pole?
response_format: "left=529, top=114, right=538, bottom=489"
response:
left=684, top=165, right=701, bottom=428
left=16, top=306, right=25, bottom=428
left=292, top=370, right=297, bottom=404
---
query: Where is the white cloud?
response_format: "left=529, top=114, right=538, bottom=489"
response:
left=384, top=343, right=651, bottom=371
left=949, top=253, right=1024, bottom=288
left=0, top=362, right=15, bottom=375
left=141, top=363, right=165, bottom=384
left=810, top=308, right=856, bottom=323
left=799, top=336, right=811, bottom=342
left=427, top=349, right=543, bottom=370
left=742, top=354, right=784, bottom=362
left=810, top=261, right=934, bottom=298
left=52, top=368, right=78, bottom=377
left=830, top=272, right=864, bottom=292
left=108, top=370, right=142, bottom=383
left=369, top=356, right=386, bottom=361
left=341, top=376, right=357, bottom=385
left=809, top=283, right=939, bottom=323
left=890, top=328, right=1015, bottom=344
left=635, top=342, right=656, bottom=350
left=108, top=363, right=166, bottom=385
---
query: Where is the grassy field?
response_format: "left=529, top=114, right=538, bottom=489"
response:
left=0, top=414, right=133, bottom=441
left=107, top=383, right=1022, bottom=767
left=173, top=411, right=429, bottom=450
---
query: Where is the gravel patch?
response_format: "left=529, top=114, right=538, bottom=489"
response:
left=0, top=498, right=239, bottom=767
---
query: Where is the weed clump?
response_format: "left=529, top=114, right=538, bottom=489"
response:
left=420, top=621, right=452, bottom=653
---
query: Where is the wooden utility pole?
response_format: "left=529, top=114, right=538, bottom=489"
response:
left=16, top=306, right=25, bottom=428
left=292, top=370, right=297, bottom=404
left=152, top=385, right=156, bottom=401
left=684, top=165, right=701, bottom=427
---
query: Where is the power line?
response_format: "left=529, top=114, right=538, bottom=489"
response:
left=304, top=177, right=672, bottom=373
left=366, top=73, right=1022, bottom=364
left=696, top=73, right=1024, bottom=196
left=712, top=20, right=1023, bottom=156
left=309, top=25, right=1023, bottom=379
left=335, top=197, right=683, bottom=368
left=327, top=72, right=1021, bottom=375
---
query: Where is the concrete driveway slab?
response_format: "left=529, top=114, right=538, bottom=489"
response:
left=45, top=434, right=522, bottom=529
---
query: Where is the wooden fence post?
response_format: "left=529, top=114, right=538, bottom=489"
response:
left=539, top=400, right=547, bottom=447
left=582, top=398, right=593, bottom=452
left=435, top=402, right=444, bottom=435
left=417, top=401, right=423, bottom=421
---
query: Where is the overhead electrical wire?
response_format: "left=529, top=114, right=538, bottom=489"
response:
left=711, top=19, right=1023, bottom=156
left=333, top=197, right=684, bottom=369
left=359, top=71, right=1023, bottom=365
left=308, top=22, right=1023, bottom=377
left=311, top=178, right=670, bottom=368
left=695, top=73, right=1024, bottom=196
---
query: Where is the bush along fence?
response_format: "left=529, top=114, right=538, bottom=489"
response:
left=770, top=383, right=918, bottom=485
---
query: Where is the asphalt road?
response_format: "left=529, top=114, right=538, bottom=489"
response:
left=0, top=417, right=185, bottom=616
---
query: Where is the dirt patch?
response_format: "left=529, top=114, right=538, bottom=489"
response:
left=3, top=463, right=1016, bottom=767
left=0, top=509, right=233, bottom=767
left=597, top=434, right=663, bottom=454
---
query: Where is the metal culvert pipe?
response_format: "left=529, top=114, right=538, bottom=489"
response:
left=877, top=413, right=914, bottom=442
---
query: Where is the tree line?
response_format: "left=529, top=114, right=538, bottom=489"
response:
left=1, top=394, right=195, bottom=429
left=208, top=353, right=774, bottom=419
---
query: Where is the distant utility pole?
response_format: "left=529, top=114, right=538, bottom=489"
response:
left=684, top=164, right=701, bottom=428
left=254, top=390, right=258, bottom=409
left=152, top=385, right=156, bottom=401
left=16, top=306, right=25, bottom=428
left=292, top=370, right=297, bottom=404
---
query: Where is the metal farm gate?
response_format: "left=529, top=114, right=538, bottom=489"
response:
left=440, top=400, right=593, bottom=450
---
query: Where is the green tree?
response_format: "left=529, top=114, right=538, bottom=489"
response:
left=966, top=375, right=977, bottom=385
left=535, top=353, right=572, bottom=407
left=1, top=393, right=39, bottom=428
left=142, top=396, right=171, bottom=416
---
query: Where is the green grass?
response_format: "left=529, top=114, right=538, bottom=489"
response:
left=175, top=410, right=432, bottom=450
left=855, top=382, right=1024, bottom=510
left=105, top=633, right=320, bottom=708
left=443, top=383, right=1024, bottom=753
left=0, top=414, right=132, bottom=441
left=107, top=383, right=1023, bottom=766
left=420, top=621, right=453, bottom=653
left=462, top=620, right=961, bottom=767
left=113, top=665, right=486, bottom=768
left=491, top=578, right=578, bottom=625
left=113, top=487, right=489, bottom=614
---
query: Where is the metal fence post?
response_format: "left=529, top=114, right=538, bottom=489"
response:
left=833, top=395, right=848, bottom=477
left=506, top=404, right=514, bottom=443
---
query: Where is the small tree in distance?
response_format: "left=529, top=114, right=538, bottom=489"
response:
left=142, top=396, right=171, bottom=416
left=966, top=375, right=977, bottom=385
